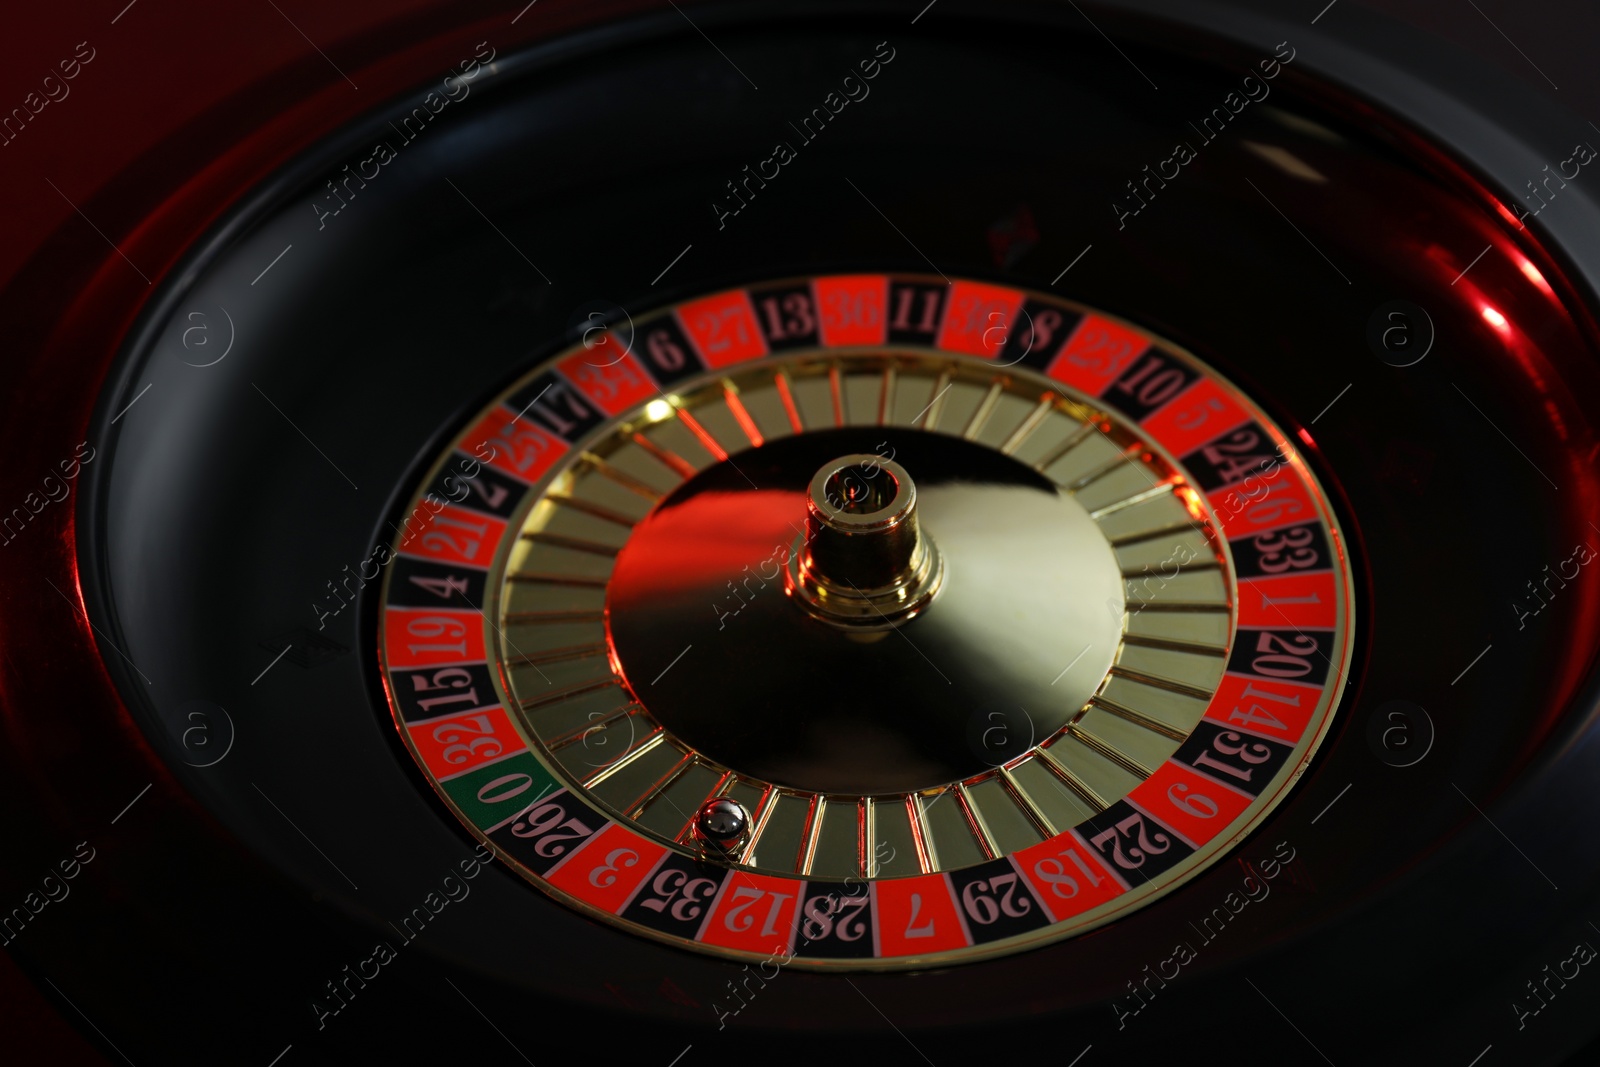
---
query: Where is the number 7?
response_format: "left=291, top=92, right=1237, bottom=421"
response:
left=904, top=893, right=935, bottom=939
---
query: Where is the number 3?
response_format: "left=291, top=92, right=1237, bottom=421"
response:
left=589, top=848, right=638, bottom=888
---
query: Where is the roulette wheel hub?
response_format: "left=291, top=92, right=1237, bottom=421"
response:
left=787, top=450, right=946, bottom=628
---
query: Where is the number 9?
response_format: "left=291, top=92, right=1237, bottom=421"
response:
left=407, top=616, right=466, bottom=639
left=1166, top=782, right=1220, bottom=818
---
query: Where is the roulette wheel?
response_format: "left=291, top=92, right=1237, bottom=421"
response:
left=5, top=0, right=1600, bottom=1063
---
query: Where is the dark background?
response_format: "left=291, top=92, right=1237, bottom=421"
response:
left=2, top=0, right=1597, bottom=1061
left=2, top=0, right=1596, bottom=293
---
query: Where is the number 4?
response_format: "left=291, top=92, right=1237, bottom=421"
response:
left=1227, top=681, right=1302, bottom=731
left=409, top=574, right=469, bottom=599
left=1228, top=703, right=1286, bottom=731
